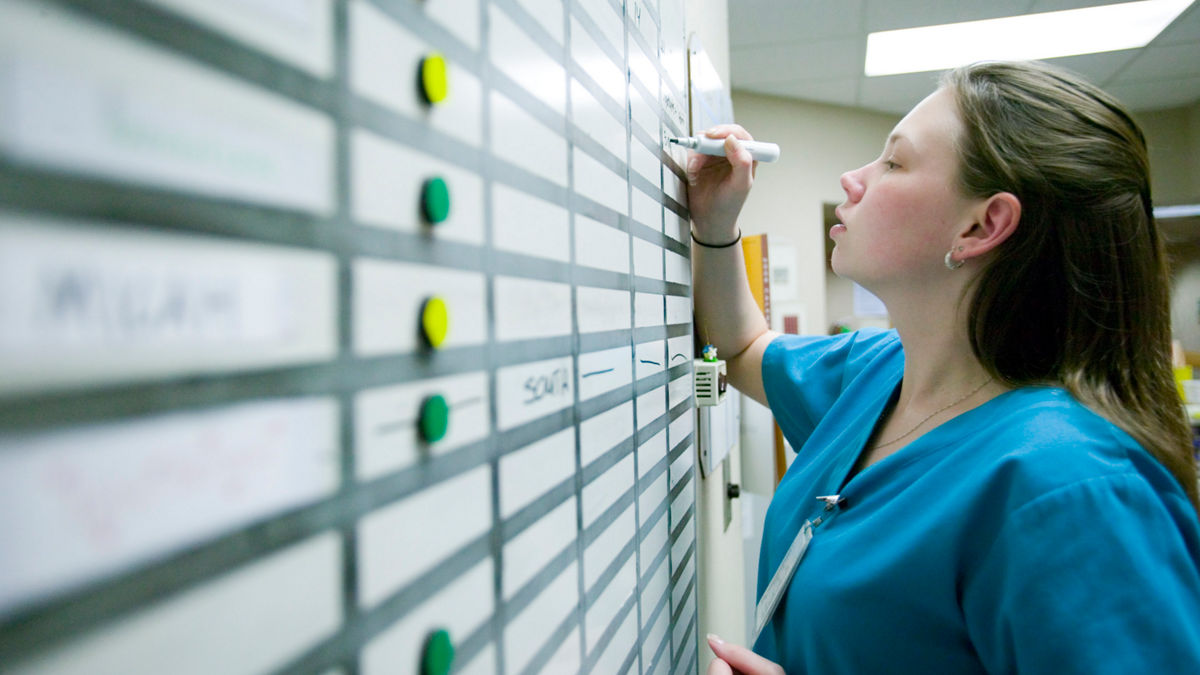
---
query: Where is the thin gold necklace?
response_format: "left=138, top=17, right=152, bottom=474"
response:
left=872, top=378, right=992, bottom=449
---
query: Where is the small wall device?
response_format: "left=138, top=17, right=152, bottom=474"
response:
left=694, top=344, right=727, bottom=406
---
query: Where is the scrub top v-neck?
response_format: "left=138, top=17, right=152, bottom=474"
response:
left=754, top=329, right=1200, bottom=673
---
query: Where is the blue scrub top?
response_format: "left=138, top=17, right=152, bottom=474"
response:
left=756, top=329, right=1200, bottom=673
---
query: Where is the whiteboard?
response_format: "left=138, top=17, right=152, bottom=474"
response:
left=0, top=0, right=699, bottom=673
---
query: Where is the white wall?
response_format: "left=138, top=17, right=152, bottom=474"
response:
left=686, top=0, right=728, bottom=85
left=684, top=0, right=749, bottom=667
left=826, top=274, right=857, bottom=332
left=729, top=91, right=902, bottom=335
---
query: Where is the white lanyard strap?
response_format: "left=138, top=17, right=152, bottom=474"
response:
left=751, top=495, right=842, bottom=646
left=752, top=519, right=813, bottom=644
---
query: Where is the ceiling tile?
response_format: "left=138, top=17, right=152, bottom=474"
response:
left=1040, top=49, right=1139, bottom=86
left=729, top=0, right=865, bottom=46
left=739, top=78, right=860, bottom=109
left=857, top=71, right=944, bottom=115
left=1115, top=42, right=1200, bottom=81
left=863, top=0, right=1033, bottom=32
left=1026, top=0, right=1131, bottom=11
left=731, top=38, right=863, bottom=86
left=1155, top=3, right=1200, bottom=44
left=1102, top=76, right=1200, bottom=111
left=726, top=0, right=1200, bottom=117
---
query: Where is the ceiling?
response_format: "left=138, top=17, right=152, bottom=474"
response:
left=728, top=0, right=1200, bottom=115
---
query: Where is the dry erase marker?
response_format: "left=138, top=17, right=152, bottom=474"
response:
left=669, top=135, right=780, bottom=162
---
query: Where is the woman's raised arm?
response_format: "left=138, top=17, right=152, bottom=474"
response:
left=687, top=125, right=778, bottom=405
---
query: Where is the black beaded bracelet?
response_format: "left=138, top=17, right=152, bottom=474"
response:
left=691, top=228, right=742, bottom=248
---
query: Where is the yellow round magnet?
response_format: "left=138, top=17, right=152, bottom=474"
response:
left=421, top=295, right=450, bottom=349
left=419, top=52, right=449, bottom=105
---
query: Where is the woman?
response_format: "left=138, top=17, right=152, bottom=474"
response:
left=690, top=61, right=1200, bottom=674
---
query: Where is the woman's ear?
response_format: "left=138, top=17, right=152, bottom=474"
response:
left=957, top=192, right=1020, bottom=257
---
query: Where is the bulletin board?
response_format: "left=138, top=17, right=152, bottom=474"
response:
left=0, top=1, right=699, bottom=673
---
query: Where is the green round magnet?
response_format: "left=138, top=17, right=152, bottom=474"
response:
left=419, top=394, right=450, bottom=443
left=422, top=176, right=451, bottom=224
left=421, top=628, right=455, bottom=675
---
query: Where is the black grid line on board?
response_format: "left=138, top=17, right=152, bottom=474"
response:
left=565, top=0, right=592, bottom=668
left=43, top=0, right=691, bottom=194
left=620, top=2, right=646, bottom=671
left=0, top=397, right=696, bottom=665
left=0, top=311, right=692, bottom=433
left=0, top=158, right=688, bottom=272
left=0, top=0, right=700, bottom=673
left=480, top=0, right=507, bottom=671
left=332, top=2, right=363, bottom=672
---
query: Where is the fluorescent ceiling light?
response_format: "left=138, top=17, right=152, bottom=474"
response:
left=865, top=0, right=1195, bottom=76
left=1155, top=204, right=1200, bottom=219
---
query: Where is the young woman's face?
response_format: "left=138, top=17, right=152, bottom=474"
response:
left=831, top=87, right=977, bottom=292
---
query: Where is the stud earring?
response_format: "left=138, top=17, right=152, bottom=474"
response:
left=944, top=246, right=965, bottom=270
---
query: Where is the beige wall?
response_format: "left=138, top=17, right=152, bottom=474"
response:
left=1175, top=102, right=1200, bottom=354
left=1136, top=102, right=1200, bottom=205
left=1135, top=102, right=1200, bottom=352
left=729, top=93, right=1200, bottom=341
left=1170, top=246, right=1200, bottom=353
left=686, top=0, right=747, bottom=667
left=1191, top=102, right=1200, bottom=197
left=729, top=91, right=902, bottom=333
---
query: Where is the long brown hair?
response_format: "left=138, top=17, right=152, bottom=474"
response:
left=943, top=61, right=1198, bottom=510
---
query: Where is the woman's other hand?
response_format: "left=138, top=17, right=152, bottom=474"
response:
left=706, top=634, right=785, bottom=675
left=686, top=125, right=757, bottom=244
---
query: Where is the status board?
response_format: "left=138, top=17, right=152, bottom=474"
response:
left=0, top=0, right=699, bottom=674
